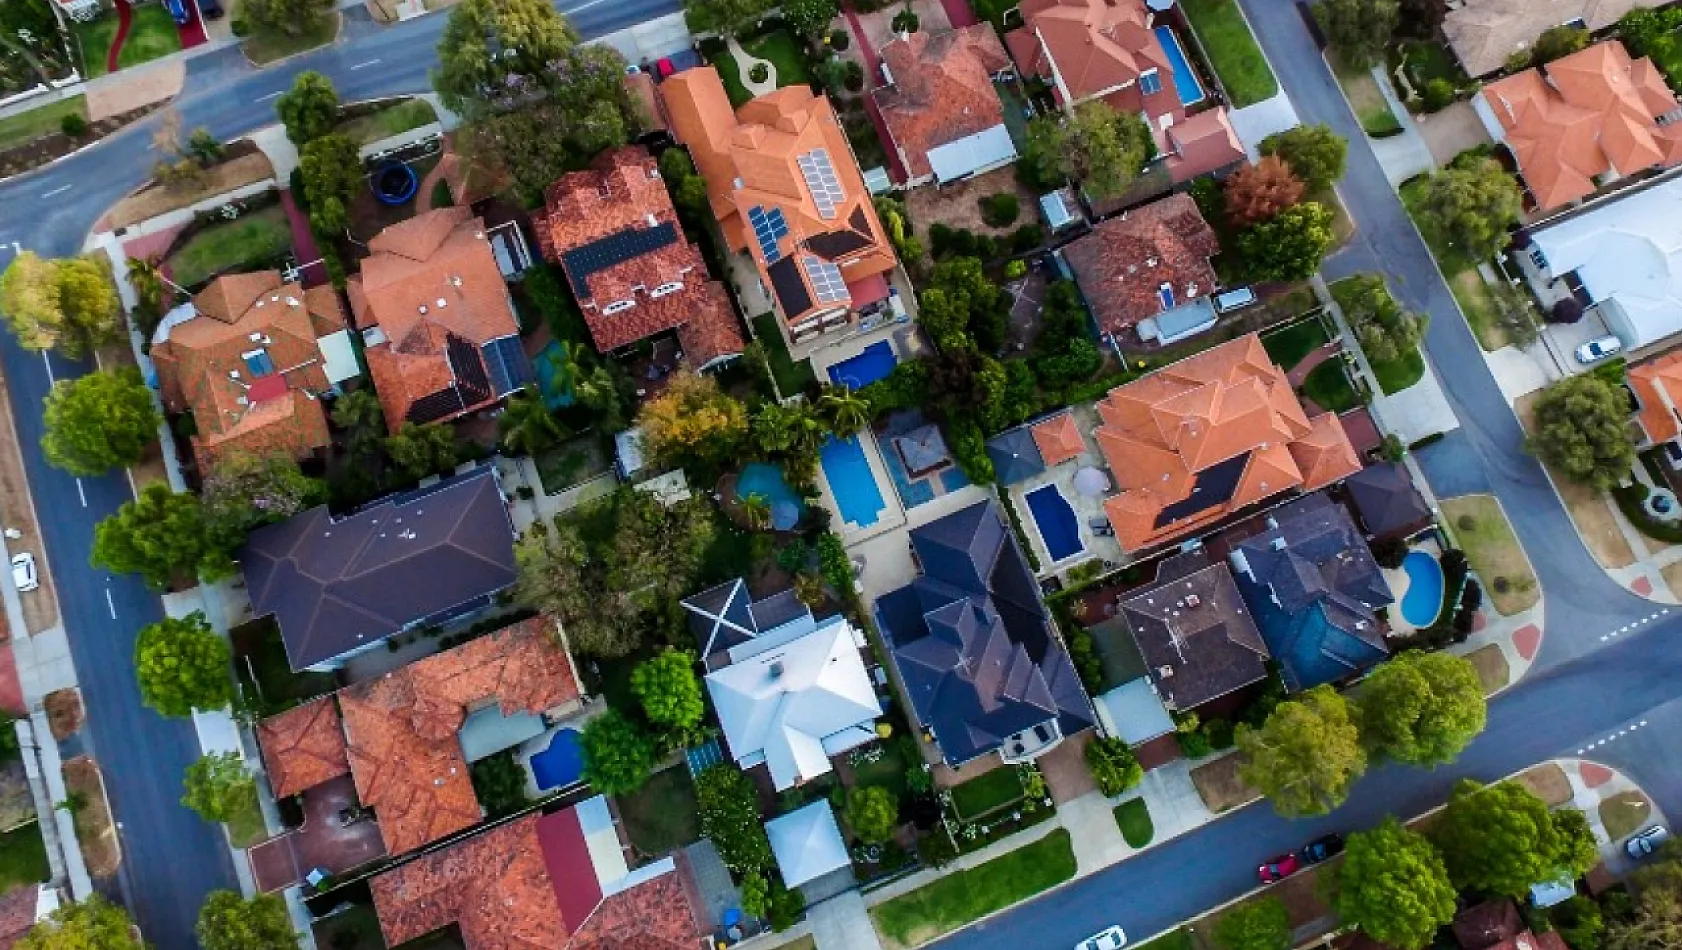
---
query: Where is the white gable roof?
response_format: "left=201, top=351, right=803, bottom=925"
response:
left=1532, top=176, right=1682, bottom=349
left=927, top=124, right=1018, bottom=184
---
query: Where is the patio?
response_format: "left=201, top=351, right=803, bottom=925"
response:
left=247, top=775, right=386, bottom=892
left=1002, top=405, right=1127, bottom=576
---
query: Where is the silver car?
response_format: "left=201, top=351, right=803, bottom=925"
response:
left=1078, top=926, right=1128, bottom=950
left=1627, top=825, right=1670, bottom=859
left=1575, top=335, right=1622, bottom=364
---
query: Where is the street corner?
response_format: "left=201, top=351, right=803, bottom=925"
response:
left=1555, top=758, right=1668, bottom=877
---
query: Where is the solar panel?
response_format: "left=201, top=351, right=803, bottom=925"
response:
left=481, top=335, right=536, bottom=397
left=796, top=150, right=845, bottom=221
left=748, top=205, right=788, bottom=263
left=802, top=256, right=849, bottom=304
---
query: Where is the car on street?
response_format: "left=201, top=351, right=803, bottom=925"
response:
left=161, top=0, right=190, bottom=24
left=1077, top=926, right=1127, bottom=950
left=1298, top=834, right=1344, bottom=864
left=656, top=57, right=676, bottom=78
left=10, top=553, right=36, bottom=593
left=1257, top=853, right=1301, bottom=883
left=1628, top=826, right=1671, bottom=859
left=1575, top=335, right=1622, bottom=364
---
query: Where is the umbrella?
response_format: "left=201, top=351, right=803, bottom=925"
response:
left=1074, top=466, right=1111, bottom=496
left=771, top=500, right=801, bottom=531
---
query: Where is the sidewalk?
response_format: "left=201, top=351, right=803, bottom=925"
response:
left=1557, top=758, right=1667, bottom=878
left=1363, top=64, right=1434, bottom=186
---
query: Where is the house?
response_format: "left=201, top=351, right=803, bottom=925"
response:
left=348, top=207, right=535, bottom=431
left=1094, top=333, right=1362, bottom=552
left=1474, top=41, right=1682, bottom=213
left=0, top=885, right=59, bottom=950
left=149, top=271, right=359, bottom=468
left=688, top=579, right=881, bottom=790
left=254, top=614, right=583, bottom=856
left=1062, top=193, right=1222, bottom=346
left=660, top=70, right=899, bottom=352
left=1343, top=462, right=1432, bottom=540
left=872, top=27, right=1018, bottom=186
left=767, top=801, right=851, bottom=890
left=1228, top=493, right=1394, bottom=692
left=1005, top=0, right=1179, bottom=121
left=240, top=466, right=517, bottom=671
left=1630, top=350, right=1682, bottom=449
left=370, top=799, right=702, bottom=950
left=875, top=500, right=1095, bottom=766
left=532, top=146, right=744, bottom=369
left=1032, top=413, right=1086, bottom=467
left=1446, top=0, right=1644, bottom=77
left=1158, top=109, right=1245, bottom=184
left=986, top=426, right=1048, bottom=485
left=1452, top=900, right=1570, bottom=950
left=1119, top=549, right=1270, bottom=711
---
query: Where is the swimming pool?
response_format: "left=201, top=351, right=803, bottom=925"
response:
left=828, top=341, right=898, bottom=389
left=736, top=462, right=806, bottom=529
left=1154, top=26, right=1207, bottom=107
left=1399, top=550, right=1444, bottom=627
left=821, top=435, right=887, bottom=529
left=530, top=728, right=584, bottom=791
left=1024, top=484, right=1084, bottom=562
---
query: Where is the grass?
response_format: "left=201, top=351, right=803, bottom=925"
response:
left=1301, top=359, right=1360, bottom=412
left=1467, top=643, right=1510, bottom=695
left=232, top=616, right=338, bottom=714
left=618, top=766, right=702, bottom=857
left=744, top=31, right=812, bottom=88
left=1369, top=346, right=1424, bottom=394
left=1392, top=39, right=1470, bottom=93
left=0, top=824, right=48, bottom=891
left=534, top=436, right=610, bottom=494
left=241, top=11, right=339, bottom=65
left=1178, top=0, right=1277, bottom=107
left=74, top=5, right=182, bottom=79
left=0, top=96, right=88, bottom=152
left=713, top=48, right=754, bottom=107
left=1332, top=55, right=1402, bottom=138
left=166, top=205, right=293, bottom=289
left=1600, top=790, right=1653, bottom=842
left=752, top=312, right=817, bottom=395
left=1113, top=798, right=1153, bottom=848
left=1260, top=318, right=1331, bottom=371
left=851, top=740, right=910, bottom=800
left=1440, top=495, right=1539, bottom=616
left=336, top=98, right=438, bottom=147
left=226, top=781, right=267, bottom=849
left=1132, top=930, right=1193, bottom=950
left=1450, top=269, right=1509, bottom=351
left=870, top=829, right=1076, bottom=948
left=948, top=767, right=1025, bottom=820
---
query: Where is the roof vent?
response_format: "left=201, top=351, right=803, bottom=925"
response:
left=418, top=304, right=428, bottom=314
left=1146, top=257, right=1158, bottom=267
left=228, top=370, right=241, bottom=380
left=285, top=296, right=300, bottom=307
left=1157, top=665, right=1174, bottom=678
left=248, top=332, right=263, bottom=342
left=1184, top=593, right=1201, bottom=608
left=646, top=213, right=658, bottom=227
left=451, top=276, right=464, bottom=287
left=768, top=661, right=785, bottom=680
left=436, top=298, right=448, bottom=308
left=1271, top=537, right=1287, bottom=551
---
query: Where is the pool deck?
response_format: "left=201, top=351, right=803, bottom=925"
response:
left=1380, top=537, right=1444, bottom=636
left=1003, top=405, right=1128, bottom=578
left=817, top=431, right=911, bottom=547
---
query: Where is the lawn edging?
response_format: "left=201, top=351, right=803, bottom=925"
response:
left=869, top=828, right=1076, bottom=950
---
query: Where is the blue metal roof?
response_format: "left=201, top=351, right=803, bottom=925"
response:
left=482, top=335, right=536, bottom=397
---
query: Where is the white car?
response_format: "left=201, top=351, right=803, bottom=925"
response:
left=1575, top=335, right=1622, bottom=364
left=10, top=553, right=36, bottom=593
left=1627, top=825, right=1670, bottom=859
left=1078, top=926, right=1128, bottom=950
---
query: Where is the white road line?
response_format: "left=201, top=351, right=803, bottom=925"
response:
left=38, top=352, right=53, bottom=385
left=350, top=58, right=380, bottom=69
left=104, top=588, right=116, bottom=619
left=75, top=479, right=86, bottom=507
left=40, top=185, right=70, bottom=198
left=256, top=90, right=283, bottom=101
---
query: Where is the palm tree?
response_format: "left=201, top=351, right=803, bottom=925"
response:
left=788, top=404, right=829, bottom=456
left=499, top=386, right=567, bottom=456
left=751, top=403, right=796, bottom=455
left=126, top=256, right=171, bottom=317
left=817, top=384, right=871, bottom=435
left=741, top=492, right=772, bottom=531
left=793, top=571, right=826, bottom=608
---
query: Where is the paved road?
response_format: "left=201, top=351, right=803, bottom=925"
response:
left=0, top=1, right=676, bottom=946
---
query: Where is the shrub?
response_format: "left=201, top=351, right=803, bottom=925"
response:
left=60, top=113, right=88, bottom=138
left=749, top=62, right=769, bottom=83
left=891, top=9, right=918, bottom=31
left=1371, top=537, right=1408, bottom=569
left=1176, top=728, right=1214, bottom=758
left=1421, top=78, right=1455, bottom=112
left=1085, top=736, right=1144, bottom=796
left=844, top=59, right=865, bottom=92
left=1011, top=224, right=1044, bottom=254
left=829, top=28, right=850, bottom=49
left=1454, top=579, right=1482, bottom=634
left=980, top=193, right=1020, bottom=228
left=1204, top=717, right=1235, bottom=750
left=229, top=16, right=250, bottom=34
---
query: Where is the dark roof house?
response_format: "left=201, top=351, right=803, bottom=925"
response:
left=875, top=500, right=1095, bottom=765
left=682, top=578, right=813, bottom=670
left=1343, top=462, right=1431, bottom=539
left=240, top=467, right=517, bottom=670
left=1228, top=494, right=1395, bottom=692
left=1119, top=549, right=1270, bottom=711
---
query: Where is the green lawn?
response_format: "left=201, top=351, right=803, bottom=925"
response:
left=1368, top=347, right=1424, bottom=395
left=1179, top=0, right=1277, bottom=107
left=714, top=49, right=755, bottom=107
left=744, top=31, right=812, bottom=88
left=1301, top=359, right=1360, bottom=412
left=1449, top=269, right=1506, bottom=351
left=227, top=782, right=267, bottom=849
left=948, top=767, right=1024, bottom=821
left=166, top=205, right=294, bottom=289
left=0, top=96, right=88, bottom=152
left=618, top=766, right=702, bottom=857
left=1392, top=39, right=1470, bottom=93
left=1332, top=55, right=1402, bottom=138
left=0, top=824, right=48, bottom=891
left=870, top=830, right=1076, bottom=947
left=241, top=11, right=339, bottom=65
left=851, top=740, right=910, bottom=800
left=1131, top=930, right=1193, bottom=950
left=751, top=312, right=817, bottom=396
left=1113, top=798, right=1153, bottom=848
left=231, top=616, right=338, bottom=714
left=1260, top=318, right=1331, bottom=371
left=336, top=98, right=438, bottom=146
left=1440, top=495, right=1539, bottom=616
left=74, top=5, right=182, bottom=79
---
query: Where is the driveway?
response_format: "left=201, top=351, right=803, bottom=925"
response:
left=1416, top=99, right=1491, bottom=168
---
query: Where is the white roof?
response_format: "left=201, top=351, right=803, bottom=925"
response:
left=927, top=125, right=1018, bottom=184
left=1040, top=192, right=1074, bottom=230
left=317, top=329, right=361, bottom=385
left=1531, top=176, right=1682, bottom=348
left=766, top=802, right=850, bottom=888
left=706, top=614, right=880, bottom=790
left=1094, top=678, right=1175, bottom=745
left=577, top=795, right=631, bottom=885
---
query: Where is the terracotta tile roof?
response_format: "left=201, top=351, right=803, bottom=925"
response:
left=1630, top=349, right=1682, bottom=444
left=661, top=70, right=898, bottom=327
left=1031, top=413, right=1085, bottom=466
left=1479, top=41, right=1682, bottom=211
left=674, top=280, right=747, bottom=369
left=625, top=72, right=670, bottom=135
left=1006, top=0, right=1176, bottom=111
left=1062, top=193, right=1220, bottom=336
left=568, top=863, right=702, bottom=950
left=1446, top=0, right=1641, bottom=77
left=256, top=697, right=350, bottom=798
left=872, top=27, right=1012, bottom=182
left=1161, top=108, right=1245, bottom=184
left=1094, top=334, right=1360, bottom=551
left=0, top=887, right=38, bottom=950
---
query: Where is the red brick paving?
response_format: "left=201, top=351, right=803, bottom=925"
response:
left=840, top=3, right=908, bottom=184
left=1286, top=341, right=1341, bottom=387
left=1579, top=763, right=1613, bottom=788
left=1514, top=623, right=1541, bottom=661
left=105, top=0, right=133, bottom=75
left=1038, top=732, right=1096, bottom=803
left=1631, top=576, right=1653, bottom=595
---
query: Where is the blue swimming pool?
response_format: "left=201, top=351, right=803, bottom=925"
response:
left=736, top=462, right=806, bottom=529
left=828, top=341, right=897, bottom=389
left=1399, top=550, right=1444, bottom=627
left=821, top=435, right=887, bottom=529
left=1025, top=484, right=1084, bottom=562
left=1155, top=26, right=1207, bottom=107
left=530, top=728, right=584, bottom=791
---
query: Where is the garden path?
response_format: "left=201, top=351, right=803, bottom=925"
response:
left=727, top=37, right=778, bottom=96
left=105, top=0, right=133, bottom=75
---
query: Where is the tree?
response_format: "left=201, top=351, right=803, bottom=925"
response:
left=241, top=0, right=332, bottom=40
left=470, top=751, right=530, bottom=818
left=457, top=92, right=629, bottom=206
left=781, top=0, right=838, bottom=37
left=136, top=612, right=233, bottom=718
left=197, top=891, right=298, bottom=950
left=1084, top=736, right=1144, bottom=796
left=682, top=0, right=774, bottom=34
left=384, top=422, right=460, bottom=483
left=1260, top=124, right=1347, bottom=192
left=1331, top=817, right=1456, bottom=949
left=636, top=372, right=749, bottom=471
left=125, top=255, right=171, bottom=332
left=580, top=709, right=656, bottom=795
left=1606, top=853, right=1682, bottom=950
left=846, top=786, right=899, bottom=843
left=93, top=483, right=234, bottom=589
left=752, top=401, right=828, bottom=458
left=1359, top=651, right=1486, bottom=766
left=1336, top=274, right=1422, bottom=365
left=434, top=0, right=578, bottom=113
left=275, top=71, right=339, bottom=146
left=1549, top=895, right=1605, bottom=950
left=816, top=384, right=870, bottom=434
left=0, top=251, right=122, bottom=358
left=1213, top=896, right=1291, bottom=950
left=741, top=493, right=771, bottom=531
left=200, top=451, right=324, bottom=541
left=17, top=896, right=144, bottom=950
left=658, top=147, right=710, bottom=214
left=631, top=650, right=705, bottom=736
left=696, top=764, right=772, bottom=871
left=331, top=388, right=386, bottom=458
left=182, top=751, right=254, bottom=823
left=1236, top=684, right=1365, bottom=817
left=1235, top=201, right=1335, bottom=282
left=1529, top=373, right=1637, bottom=491
left=1429, top=779, right=1599, bottom=897
left=1023, top=102, right=1154, bottom=200
left=1532, top=24, right=1590, bottom=65
left=1314, top=0, right=1399, bottom=68
left=1419, top=159, right=1522, bottom=262
left=298, top=134, right=361, bottom=237
left=499, top=386, right=567, bottom=456
left=188, top=128, right=224, bottom=166
left=40, top=367, right=160, bottom=476
left=1225, top=155, right=1306, bottom=226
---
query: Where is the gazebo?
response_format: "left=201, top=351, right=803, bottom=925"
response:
left=766, top=802, right=850, bottom=889
left=985, top=427, right=1046, bottom=486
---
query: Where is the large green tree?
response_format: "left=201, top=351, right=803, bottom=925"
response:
left=182, top=751, right=255, bottom=823
left=1331, top=817, right=1457, bottom=949
left=1359, top=651, right=1486, bottom=766
left=40, top=367, right=160, bottom=476
left=681, top=0, right=775, bottom=34
left=433, top=0, right=581, bottom=115
left=1335, top=274, right=1423, bottom=365
left=0, top=252, right=123, bottom=359
left=1529, top=373, right=1637, bottom=491
left=1429, top=779, right=1599, bottom=897
left=696, top=764, right=772, bottom=871
left=275, top=71, right=339, bottom=146
left=298, top=134, right=361, bottom=237
left=1235, top=202, right=1335, bottom=282
left=199, top=451, right=325, bottom=541
left=135, top=612, right=233, bottom=718
left=631, top=649, right=705, bottom=737
left=580, top=709, right=656, bottom=795
left=1237, top=684, right=1365, bottom=817
left=197, top=891, right=298, bottom=950
left=1419, top=158, right=1522, bottom=262
left=1213, top=896, right=1291, bottom=950
left=1259, top=124, right=1348, bottom=192
left=241, top=0, right=333, bottom=42
left=1314, top=0, right=1399, bottom=67
left=91, top=483, right=234, bottom=590
left=1606, top=851, right=1682, bottom=950
left=17, top=896, right=144, bottom=950
left=1023, top=102, right=1154, bottom=200
left=384, top=422, right=460, bottom=483
left=781, top=0, right=837, bottom=37
left=498, top=386, right=567, bottom=456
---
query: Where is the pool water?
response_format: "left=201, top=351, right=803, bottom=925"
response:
left=828, top=341, right=898, bottom=389
left=1024, top=484, right=1084, bottom=562
left=530, top=728, right=584, bottom=791
left=736, top=462, right=806, bottom=526
left=821, top=435, right=887, bottom=529
left=1154, top=26, right=1207, bottom=107
left=1399, top=550, right=1444, bottom=627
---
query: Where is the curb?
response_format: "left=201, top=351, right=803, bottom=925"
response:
left=0, top=103, right=171, bottom=188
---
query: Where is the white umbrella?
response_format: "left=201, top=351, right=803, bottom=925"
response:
left=1074, top=466, right=1111, bottom=497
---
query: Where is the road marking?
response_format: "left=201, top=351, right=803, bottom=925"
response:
left=1576, top=719, right=1651, bottom=754
left=350, top=58, right=380, bottom=69
left=40, top=185, right=69, bottom=198
left=256, top=90, right=283, bottom=101
left=104, top=588, right=116, bottom=619
left=74, top=479, right=86, bottom=507
left=38, top=352, right=53, bottom=385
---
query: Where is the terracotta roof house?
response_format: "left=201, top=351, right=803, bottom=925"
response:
left=1631, top=349, right=1682, bottom=445
left=0, top=886, right=57, bottom=950
left=1228, top=493, right=1394, bottom=692
left=150, top=271, right=359, bottom=468
left=1063, top=193, right=1221, bottom=345
left=240, top=466, right=518, bottom=671
left=533, top=147, right=744, bottom=369
left=348, top=207, right=535, bottom=430
left=661, top=70, right=898, bottom=350
left=872, top=27, right=1018, bottom=186
left=1120, top=548, right=1270, bottom=711
left=1159, top=109, right=1245, bottom=184
left=1006, top=0, right=1178, bottom=118
left=1032, top=413, right=1086, bottom=467
left=255, top=697, right=350, bottom=798
left=1446, top=0, right=1643, bottom=77
left=875, top=500, right=1095, bottom=766
left=1094, top=334, right=1361, bottom=552
left=1474, top=41, right=1682, bottom=213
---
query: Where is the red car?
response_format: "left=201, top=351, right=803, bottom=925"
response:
left=1257, top=853, right=1301, bottom=884
left=656, top=57, right=677, bottom=78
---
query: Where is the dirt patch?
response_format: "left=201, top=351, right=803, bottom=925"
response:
left=1189, top=859, right=1339, bottom=950
left=0, top=363, right=59, bottom=635
left=1599, top=790, right=1653, bottom=842
left=1440, top=495, right=1539, bottom=615
left=1189, top=753, right=1257, bottom=813
left=903, top=166, right=1038, bottom=247
left=0, top=103, right=165, bottom=180
left=103, top=150, right=276, bottom=232
left=1512, top=392, right=1634, bottom=569
left=44, top=689, right=82, bottom=741
left=1514, top=762, right=1573, bottom=808
left=86, top=60, right=184, bottom=121
left=62, top=756, right=120, bottom=879
left=1466, top=644, right=1510, bottom=695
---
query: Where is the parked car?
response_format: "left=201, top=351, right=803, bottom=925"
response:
left=10, top=553, right=36, bottom=593
left=1627, top=825, right=1671, bottom=859
left=197, top=0, right=223, bottom=20
left=161, top=0, right=190, bottom=24
left=1077, top=926, right=1128, bottom=950
left=656, top=57, right=676, bottom=78
left=1298, top=834, right=1344, bottom=864
left=1575, top=335, right=1622, bottom=364
left=1257, top=853, right=1301, bottom=883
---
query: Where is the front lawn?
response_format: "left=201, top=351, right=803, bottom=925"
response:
left=0, top=96, right=88, bottom=152
left=751, top=312, right=816, bottom=395
left=618, top=766, right=702, bottom=857
left=167, top=205, right=294, bottom=289
left=241, top=12, right=340, bottom=66
left=1260, top=318, right=1331, bottom=371
left=0, top=824, right=48, bottom=891
left=1132, top=930, right=1192, bottom=950
left=226, top=781, right=267, bottom=849
left=74, top=5, right=181, bottom=79
left=947, top=767, right=1024, bottom=820
left=336, top=98, right=438, bottom=147
left=1368, top=346, right=1424, bottom=394
left=1301, top=359, right=1360, bottom=412
left=232, top=616, right=339, bottom=715
left=1450, top=269, right=1507, bottom=351
left=1179, top=0, right=1277, bottom=107
left=1440, top=495, right=1539, bottom=616
left=870, top=829, right=1076, bottom=949
left=1332, top=56, right=1401, bottom=138
left=1113, top=798, right=1153, bottom=848
left=744, top=31, right=812, bottom=89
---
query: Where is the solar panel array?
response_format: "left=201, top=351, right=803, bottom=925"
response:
left=797, top=149, right=845, bottom=220
left=748, top=205, right=789, bottom=262
left=802, top=256, right=848, bottom=304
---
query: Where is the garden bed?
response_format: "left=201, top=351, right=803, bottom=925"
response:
left=336, top=98, right=438, bottom=147
left=618, top=766, right=701, bottom=858
left=1188, top=754, right=1255, bottom=813
left=105, top=150, right=277, bottom=231
left=63, top=756, right=118, bottom=878
left=1440, top=495, right=1538, bottom=615
left=1332, top=56, right=1401, bottom=138
left=871, top=829, right=1075, bottom=950
left=165, top=204, right=293, bottom=289
left=0, top=100, right=162, bottom=179
left=1514, top=762, right=1572, bottom=808
left=1179, top=0, right=1276, bottom=107
left=1599, top=790, right=1652, bottom=842
left=534, top=435, right=611, bottom=495
left=44, top=688, right=81, bottom=740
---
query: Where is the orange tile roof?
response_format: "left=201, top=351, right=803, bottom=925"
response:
left=568, top=862, right=702, bottom=950
left=1631, top=349, right=1682, bottom=444
left=660, top=70, right=897, bottom=326
left=872, top=27, right=1013, bottom=182
left=1094, top=334, right=1360, bottom=551
left=1161, top=108, right=1245, bottom=184
left=1006, top=0, right=1178, bottom=114
left=1031, top=413, right=1085, bottom=466
left=256, top=697, right=350, bottom=798
left=1479, top=41, right=1682, bottom=212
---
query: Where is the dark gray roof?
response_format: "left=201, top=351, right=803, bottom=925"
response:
left=769, top=255, right=812, bottom=317
left=1231, top=494, right=1394, bottom=648
left=986, top=428, right=1046, bottom=486
left=894, top=424, right=950, bottom=474
left=1120, top=550, right=1270, bottom=711
left=240, top=467, right=517, bottom=670
left=682, top=578, right=815, bottom=667
left=1344, top=463, right=1431, bottom=538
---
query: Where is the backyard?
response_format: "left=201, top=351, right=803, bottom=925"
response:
left=0, top=96, right=87, bottom=152
left=1440, top=495, right=1539, bottom=616
left=1260, top=317, right=1330, bottom=371
left=534, top=435, right=611, bottom=495
left=618, top=766, right=701, bottom=858
left=0, top=824, right=47, bottom=891
left=336, top=98, right=438, bottom=147
left=870, top=829, right=1076, bottom=949
left=166, top=204, right=294, bottom=289
left=1389, top=40, right=1472, bottom=106
left=1301, top=359, right=1360, bottom=412
left=1178, top=0, right=1277, bottom=107
left=73, top=5, right=180, bottom=79
left=751, top=312, right=816, bottom=395
left=1332, top=56, right=1401, bottom=138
